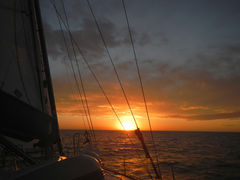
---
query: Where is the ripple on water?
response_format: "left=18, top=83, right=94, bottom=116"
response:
left=60, top=130, right=240, bottom=179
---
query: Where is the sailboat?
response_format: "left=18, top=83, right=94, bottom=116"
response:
left=0, top=0, right=162, bottom=179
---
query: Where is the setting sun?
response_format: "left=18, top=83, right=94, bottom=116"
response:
left=118, top=116, right=138, bottom=131
left=122, top=121, right=135, bottom=131
left=116, top=115, right=137, bottom=131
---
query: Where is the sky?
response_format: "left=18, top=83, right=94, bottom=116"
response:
left=40, top=0, right=240, bottom=132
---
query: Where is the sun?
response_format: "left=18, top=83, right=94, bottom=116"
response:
left=122, top=121, right=135, bottom=131
left=117, top=115, right=136, bottom=131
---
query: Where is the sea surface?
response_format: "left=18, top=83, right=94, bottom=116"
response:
left=60, top=130, right=240, bottom=180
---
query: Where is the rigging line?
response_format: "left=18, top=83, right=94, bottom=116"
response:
left=121, top=0, right=162, bottom=178
left=121, top=0, right=153, bottom=144
left=59, top=0, right=96, bottom=142
left=53, top=3, right=92, bottom=135
left=63, top=56, right=87, bottom=131
left=49, top=0, right=124, bottom=131
left=65, top=23, right=96, bottom=142
left=51, top=1, right=141, bottom=146
left=76, top=1, right=152, bottom=175
left=51, top=4, right=153, bottom=179
left=51, top=2, right=96, bottom=141
left=52, top=0, right=94, bottom=139
left=58, top=22, right=92, bottom=135
left=86, top=0, right=139, bottom=129
left=51, top=0, right=137, bottom=144
left=65, top=65, right=87, bottom=130
left=52, top=1, right=130, bottom=139
left=51, top=5, right=153, bottom=176
left=59, top=0, right=69, bottom=27
left=59, top=19, right=92, bottom=137
left=14, top=0, right=31, bottom=105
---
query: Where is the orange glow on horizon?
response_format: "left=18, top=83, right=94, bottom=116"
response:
left=54, top=81, right=240, bottom=132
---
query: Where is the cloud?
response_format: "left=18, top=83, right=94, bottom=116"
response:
left=44, top=18, right=152, bottom=65
left=133, top=43, right=240, bottom=118
left=190, top=44, right=240, bottom=79
left=168, top=111, right=240, bottom=121
left=51, top=39, right=240, bottom=124
left=44, top=17, right=120, bottom=60
left=41, top=0, right=240, bottom=129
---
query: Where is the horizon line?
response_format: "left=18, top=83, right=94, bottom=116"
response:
left=59, top=129, right=240, bottom=133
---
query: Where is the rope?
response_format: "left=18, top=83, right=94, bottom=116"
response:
left=51, top=0, right=137, bottom=142
left=63, top=55, right=88, bottom=131
left=85, top=1, right=157, bottom=178
left=50, top=2, right=153, bottom=177
left=86, top=0, right=139, bottom=129
left=58, top=0, right=96, bottom=142
left=52, top=0, right=92, bottom=136
left=121, top=0, right=162, bottom=178
left=50, top=1, right=124, bottom=130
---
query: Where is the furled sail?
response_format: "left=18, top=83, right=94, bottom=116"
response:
left=0, top=0, right=60, bottom=147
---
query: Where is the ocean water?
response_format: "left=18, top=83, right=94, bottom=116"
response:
left=60, top=130, right=240, bottom=180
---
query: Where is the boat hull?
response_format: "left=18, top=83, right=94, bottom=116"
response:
left=3, top=155, right=104, bottom=180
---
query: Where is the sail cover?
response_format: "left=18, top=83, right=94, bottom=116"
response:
left=0, top=0, right=58, bottom=142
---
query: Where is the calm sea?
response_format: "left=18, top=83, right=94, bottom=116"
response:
left=60, top=130, right=240, bottom=180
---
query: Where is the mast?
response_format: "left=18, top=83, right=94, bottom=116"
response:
left=32, top=0, right=63, bottom=155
